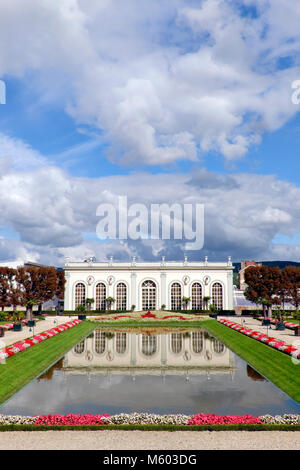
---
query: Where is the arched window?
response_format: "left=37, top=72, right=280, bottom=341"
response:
left=213, top=339, right=225, bottom=354
left=116, top=282, right=127, bottom=310
left=116, top=333, right=127, bottom=354
left=94, top=330, right=106, bottom=354
left=171, top=282, right=182, bottom=310
left=142, top=280, right=156, bottom=310
left=192, top=331, right=203, bottom=354
left=95, top=283, right=106, bottom=310
left=141, top=335, right=157, bottom=356
left=171, top=333, right=183, bottom=354
left=191, top=283, right=202, bottom=310
left=74, top=340, right=85, bottom=355
left=212, top=282, right=223, bottom=310
left=75, top=282, right=85, bottom=309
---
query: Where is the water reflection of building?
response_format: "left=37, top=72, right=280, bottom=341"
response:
left=62, top=329, right=236, bottom=378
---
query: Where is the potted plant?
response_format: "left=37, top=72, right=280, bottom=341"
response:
left=209, top=304, right=218, bottom=319
left=131, top=304, right=136, bottom=312
left=106, top=296, right=115, bottom=312
left=182, top=296, right=190, bottom=311
left=275, top=308, right=285, bottom=330
left=12, top=311, right=24, bottom=331
left=85, top=298, right=94, bottom=313
left=161, top=304, right=166, bottom=311
left=76, top=304, right=86, bottom=320
left=203, top=296, right=211, bottom=311
left=261, top=298, right=272, bottom=325
left=27, top=318, right=36, bottom=327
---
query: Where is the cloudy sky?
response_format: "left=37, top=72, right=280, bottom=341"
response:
left=1, top=0, right=300, bottom=266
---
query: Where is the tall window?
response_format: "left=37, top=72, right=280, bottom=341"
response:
left=191, top=283, right=202, bottom=310
left=141, top=335, right=157, bottom=356
left=212, top=282, right=223, bottom=310
left=171, top=282, right=182, bottom=310
left=94, top=330, right=106, bottom=354
left=75, top=282, right=85, bottom=309
left=116, top=282, right=127, bottom=310
left=74, top=340, right=85, bottom=355
left=142, top=280, right=156, bottom=310
left=171, top=333, right=183, bottom=354
left=95, top=282, right=106, bottom=310
left=192, top=331, right=203, bottom=354
left=213, top=339, right=225, bottom=354
left=116, top=333, right=127, bottom=354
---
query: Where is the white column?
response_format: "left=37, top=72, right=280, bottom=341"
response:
left=131, top=272, right=137, bottom=309
left=160, top=272, right=166, bottom=309
left=64, top=273, right=71, bottom=310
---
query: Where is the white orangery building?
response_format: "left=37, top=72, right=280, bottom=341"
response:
left=64, top=256, right=234, bottom=312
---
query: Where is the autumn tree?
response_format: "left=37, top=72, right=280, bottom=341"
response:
left=0, top=267, right=13, bottom=311
left=244, top=265, right=282, bottom=318
left=16, top=266, right=58, bottom=320
left=55, top=270, right=66, bottom=300
left=0, top=267, right=22, bottom=312
left=284, top=266, right=300, bottom=310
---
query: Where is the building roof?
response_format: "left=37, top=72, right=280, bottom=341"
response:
left=64, top=257, right=234, bottom=271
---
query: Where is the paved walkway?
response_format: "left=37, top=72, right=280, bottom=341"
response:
left=0, top=430, right=299, bottom=450
left=0, top=315, right=74, bottom=347
left=219, top=316, right=300, bottom=347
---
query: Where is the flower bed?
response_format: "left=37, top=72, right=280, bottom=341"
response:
left=0, top=319, right=81, bottom=361
left=93, top=311, right=203, bottom=322
left=187, top=413, right=263, bottom=425
left=34, top=413, right=109, bottom=425
left=258, top=317, right=299, bottom=330
left=2, top=319, right=28, bottom=331
left=218, top=318, right=300, bottom=360
left=0, top=412, right=299, bottom=426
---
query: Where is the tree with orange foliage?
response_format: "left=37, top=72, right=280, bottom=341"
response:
left=283, top=266, right=300, bottom=311
left=244, top=265, right=282, bottom=318
left=16, top=266, right=58, bottom=320
left=55, top=270, right=66, bottom=300
left=0, top=267, right=22, bottom=312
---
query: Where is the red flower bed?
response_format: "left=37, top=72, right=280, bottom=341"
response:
left=95, top=311, right=195, bottom=321
left=218, top=318, right=300, bottom=360
left=0, top=320, right=81, bottom=361
left=34, top=413, right=110, bottom=425
left=188, top=413, right=263, bottom=425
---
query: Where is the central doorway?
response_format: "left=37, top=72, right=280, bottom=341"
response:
left=142, top=280, right=157, bottom=310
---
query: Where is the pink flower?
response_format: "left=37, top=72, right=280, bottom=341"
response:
left=188, top=413, right=263, bottom=425
left=34, top=413, right=110, bottom=426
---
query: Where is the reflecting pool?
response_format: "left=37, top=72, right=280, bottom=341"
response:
left=1, top=327, right=300, bottom=416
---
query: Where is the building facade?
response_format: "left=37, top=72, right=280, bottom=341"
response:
left=64, top=256, right=234, bottom=311
left=62, top=329, right=236, bottom=378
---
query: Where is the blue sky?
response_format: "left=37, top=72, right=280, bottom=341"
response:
left=1, top=0, right=300, bottom=265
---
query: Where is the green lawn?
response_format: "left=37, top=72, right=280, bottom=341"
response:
left=201, top=320, right=300, bottom=403
left=90, top=320, right=207, bottom=329
left=0, top=320, right=96, bottom=406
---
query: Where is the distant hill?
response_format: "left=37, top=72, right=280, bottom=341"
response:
left=233, top=261, right=300, bottom=272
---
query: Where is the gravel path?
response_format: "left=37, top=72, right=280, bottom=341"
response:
left=0, top=430, right=299, bottom=450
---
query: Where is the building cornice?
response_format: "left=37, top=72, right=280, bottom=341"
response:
left=64, top=263, right=234, bottom=272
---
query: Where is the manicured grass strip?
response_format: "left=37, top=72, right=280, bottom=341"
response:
left=0, top=320, right=96, bottom=405
left=91, top=321, right=207, bottom=328
left=201, top=320, right=300, bottom=403
left=0, top=423, right=300, bottom=432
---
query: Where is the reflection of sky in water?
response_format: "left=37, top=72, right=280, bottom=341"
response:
left=1, top=330, right=300, bottom=416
